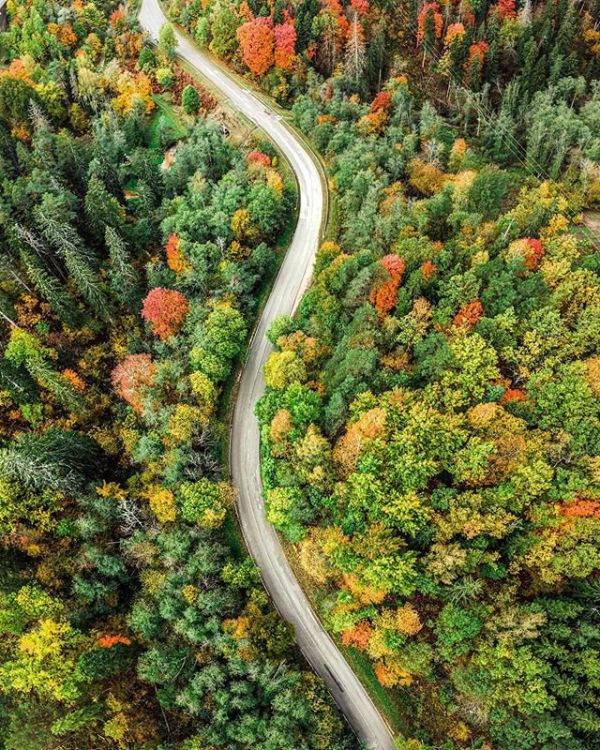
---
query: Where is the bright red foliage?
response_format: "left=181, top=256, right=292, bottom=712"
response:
left=237, top=17, right=275, bottom=76
left=142, top=288, right=189, bottom=341
left=248, top=150, right=272, bottom=167
left=274, top=21, right=297, bottom=70
left=453, top=299, right=484, bottom=327
left=370, top=254, right=406, bottom=318
left=111, top=354, right=155, bottom=412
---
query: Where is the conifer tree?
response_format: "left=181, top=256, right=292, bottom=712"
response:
left=105, top=226, right=141, bottom=306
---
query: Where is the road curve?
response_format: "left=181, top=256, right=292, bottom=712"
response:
left=138, top=3, right=397, bottom=747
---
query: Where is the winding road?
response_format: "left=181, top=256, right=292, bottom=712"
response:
left=138, top=2, right=397, bottom=747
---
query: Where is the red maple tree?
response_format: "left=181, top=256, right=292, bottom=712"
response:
left=524, top=238, right=545, bottom=271
left=248, top=150, right=271, bottom=167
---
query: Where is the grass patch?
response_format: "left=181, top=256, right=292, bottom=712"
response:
left=148, top=94, right=188, bottom=151
left=343, top=646, right=412, bottom=737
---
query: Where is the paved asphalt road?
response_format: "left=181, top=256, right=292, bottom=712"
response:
left=139, top=2, right=397, bottom=747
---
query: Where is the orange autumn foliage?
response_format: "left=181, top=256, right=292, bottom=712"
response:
left=98, top=634, right=132, bottom=648
left=165, top=233, right=187, bottom=274
left=495, top=0, right=517, bottom=19
left=333, top=407, right=387, bottom=476
left=369, top=254, right=406, bottom=318
left=559, top=499, right=600, bottom=519
left=374, top=662, right=396, bottom=687
left=237, top=17, right=275, bottom=76
left=421, top=260, right=437, bottom=279
left=502, top=388, right=526, bottom=404
left=416, top=2, right=444, bottom=46
left=524, top=238, right=545, bottom=271
left=453, top=299, right=483, bottom=328
left=467, top=41, right=489, bottom=66
left=370, top=91, right=392, bottom=113
left=351, top=0, right=370, bottom=13
left=444, top=22, right=466, bottom=47
left=142, top=288, right=189, bottom=341
left=342, top=621, right=374, bottom=650
left=62, top=369, right=86, bottom=392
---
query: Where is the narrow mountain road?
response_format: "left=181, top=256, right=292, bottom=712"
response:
left=139, top=3, right=397, bottom=747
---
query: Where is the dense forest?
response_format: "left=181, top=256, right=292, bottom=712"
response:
left=2, top=0, right=600, bottom=749
left=0, top=2, right=358, bottom=749
left=161, top=0, right=600, bottom=748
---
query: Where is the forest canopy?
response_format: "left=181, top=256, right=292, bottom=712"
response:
left=1, top=0, right=600, bottom=749
left=0, top=2, right=356, bottom=749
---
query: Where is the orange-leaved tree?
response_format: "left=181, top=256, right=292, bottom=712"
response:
left=237, top=17, right=275, bottom=76
left=369, top=254, right=406, bottom=318
left=142, top=288, right=189, bottom=340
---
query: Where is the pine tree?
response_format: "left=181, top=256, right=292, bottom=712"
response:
left=17, top=245, right=80, bottom=327
left=105, top=226, right=141, bottom=306
left=182, top=85, right=200, bottom=115
left=84, top=175, right=124, bottom=238
left=295, top=0, right=320, bottom=50
left=34, top=209, right=110, bottom=320
left=0, top=358, right=38, bottom=404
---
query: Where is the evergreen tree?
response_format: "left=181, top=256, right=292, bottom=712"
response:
left=105, top=226, right=141, bottom=306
